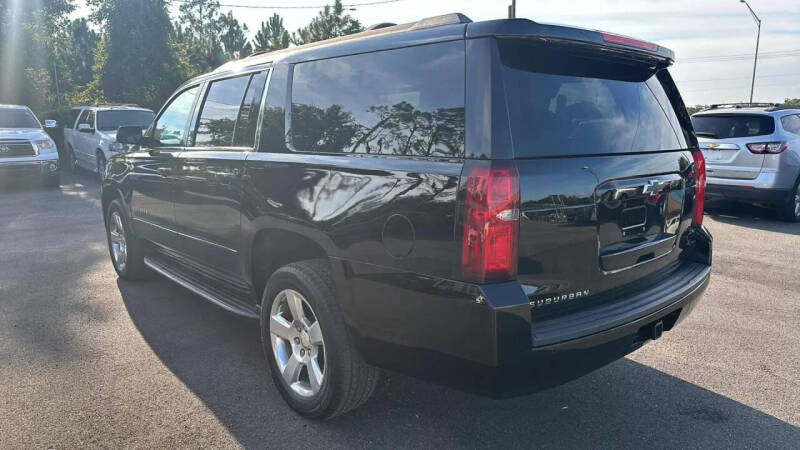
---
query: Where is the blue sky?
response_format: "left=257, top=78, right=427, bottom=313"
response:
left=74, top=0, right=800, bottom=106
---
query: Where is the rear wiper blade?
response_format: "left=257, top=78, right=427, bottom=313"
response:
left=695, top=132, right=718, bottom=138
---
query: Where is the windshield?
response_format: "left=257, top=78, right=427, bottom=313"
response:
left=691, top=114, right=775, bottom=139
left=96, top=110, right=155, bottom=131
left=0, top=109, right=41, bottom=129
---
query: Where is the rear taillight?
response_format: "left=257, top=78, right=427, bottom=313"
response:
left=461, top=162, right=520, bottom=283
left=746, top=141, right=787, bottom=154
left=691, top=149, right=706, bottom=226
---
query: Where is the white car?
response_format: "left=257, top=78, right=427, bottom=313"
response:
left=64, top=105, right=154, bottom=175
left=0, top=104, right=60, bottom=187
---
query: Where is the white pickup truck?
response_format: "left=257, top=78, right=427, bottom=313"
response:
left=64, top=105, right=154, bottom=175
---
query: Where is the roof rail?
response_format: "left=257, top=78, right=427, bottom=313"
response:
left=708, top=102, right=781, bottom=110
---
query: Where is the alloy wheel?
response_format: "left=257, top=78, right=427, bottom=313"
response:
left=269, top=289, right=326, bottom=398
left=108, top=211, right=128, bottom=272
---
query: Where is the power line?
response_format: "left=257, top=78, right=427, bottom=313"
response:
left=678, top=73, right=798, bottom=83
left=172, top=0, right=400, bottom=9
left=678, top=48, right=800, bottom=64
left=680, top=80, right=798, bottom=93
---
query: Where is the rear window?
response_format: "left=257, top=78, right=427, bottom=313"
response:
left=691, top=114, right=775, bottom=139
left=97, top=110, right=155, bottom=131
left=288, top=41, right=465, bottom=157
left=499, top=39, right=683, bottom=158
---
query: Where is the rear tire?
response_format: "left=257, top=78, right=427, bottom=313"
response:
left=260, top=259, right=379, bottom=419
left=777, top=180, right=800, bottom=222
left=105, top=199, right=148, bottom=280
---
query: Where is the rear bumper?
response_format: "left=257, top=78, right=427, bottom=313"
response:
left=706, top=183, right=789, bottom=205
left=338, top=228, right=713, bottom=397
left=706, top=170, right=796, bottom=205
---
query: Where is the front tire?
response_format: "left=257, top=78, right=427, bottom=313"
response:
left=105, top=199, right=148, bottom=279
left=260, top=259, right=379, bottom=419
left=777, top=180, right=800, bottom=222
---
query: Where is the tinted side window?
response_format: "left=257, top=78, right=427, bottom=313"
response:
left=289, top=41, right=465, bottom=157
left=258, top=65, right=289, bottom=153
left=499, top=39, right=681, bottom=157
left=153, top=86, right=199, bottom=147
left=195, top=75, right=250, bottom=147
left=77, top=109, right=90, bottom=128
left=781, top=114, right=800, bottom=136
left=233, top=71, right=268, bottom=147
left=70, top=109, right=82, bottom=128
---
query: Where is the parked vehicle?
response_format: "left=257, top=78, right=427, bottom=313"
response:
left=101, top=14, right=712, bottom=419
left=63, top=105, right=154, bottom=176
left=691, top=103, right=800, bottom=221
left=0, top=104, right=60, bottom=188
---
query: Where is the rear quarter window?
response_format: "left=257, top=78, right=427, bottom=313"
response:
left=780, top=114, right=800, bottom=136
left=288, top=41, right=465, bottom=157
left=499, top=39, right=683, bottom=158
left=691, top=114, right=775, bottom=139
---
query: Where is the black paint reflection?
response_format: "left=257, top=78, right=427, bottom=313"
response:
left=288, top=41, right=465, bottom=158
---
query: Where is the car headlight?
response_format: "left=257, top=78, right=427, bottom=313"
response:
left=109, top=142, right=127, bottom=152
left=35, top=139, right=57, bottom=153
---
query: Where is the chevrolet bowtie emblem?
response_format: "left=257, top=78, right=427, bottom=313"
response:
left=707, top=143, right=719, bottom=149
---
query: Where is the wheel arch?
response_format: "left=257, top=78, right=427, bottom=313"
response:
left=249, top=228, right=331, bottom=302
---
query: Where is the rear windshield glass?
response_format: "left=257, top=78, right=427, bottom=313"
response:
left=97, top=110, right=154, bottom=131
left=0, top=109, right=40, bottom=129
left=691, top=114, right=775, bottom=139
left=499, top=39, right=683, bottom=157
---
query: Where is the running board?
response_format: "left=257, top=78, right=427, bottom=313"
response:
left=144, top=255, right=260, bottom=319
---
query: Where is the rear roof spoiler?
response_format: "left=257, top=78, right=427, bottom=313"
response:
left=466, top=19, right=675, bottom=64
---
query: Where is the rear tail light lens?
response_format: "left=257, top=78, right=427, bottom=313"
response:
left=461, top=162, right=520, bottom=283
left=746, top=141, right=787, bottom=154
left=691, top=149, right=706, bottom=226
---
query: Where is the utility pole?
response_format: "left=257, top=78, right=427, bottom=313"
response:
left=740, top=0, right=761, bottom=103
left=508, top=0, right=516, bottom=19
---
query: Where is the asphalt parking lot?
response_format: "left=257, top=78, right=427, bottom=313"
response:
left=1, top=171, right=798, bottom=448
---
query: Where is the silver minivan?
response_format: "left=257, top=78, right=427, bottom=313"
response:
left=692, top=103, right=800, bottom=221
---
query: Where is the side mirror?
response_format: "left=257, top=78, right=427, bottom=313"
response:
left=116, top=126, right=143, bottom=145
left=44, top=120, right=57, bottom=128
left=78, top=123, right=93, bottom=133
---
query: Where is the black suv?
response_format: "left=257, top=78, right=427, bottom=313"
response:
left=102, top=14, right=712, bottom=419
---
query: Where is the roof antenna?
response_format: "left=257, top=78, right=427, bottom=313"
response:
left=508, top=0, right=516, bottom=18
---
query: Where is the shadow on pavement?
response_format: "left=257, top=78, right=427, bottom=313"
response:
left=117, top=278, right=800, bottom=448
left=705, top=199, right=800, bottom=236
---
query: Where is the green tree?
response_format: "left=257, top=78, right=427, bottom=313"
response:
left=292, top=0, right=363, bottom=45
left=785, top=98, right=800, bottom=106
left=219, top=11, right=251, bottom=59
left=253, top=13, right=290, bottom=52
left=84, top=0, right=186, bottom=110
left=176, top=0, right=226, bottom=73
left=0, top=0, right=76, bottom=110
